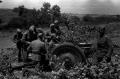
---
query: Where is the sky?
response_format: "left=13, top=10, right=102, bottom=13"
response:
left=0, top=0, right=120, bottom=14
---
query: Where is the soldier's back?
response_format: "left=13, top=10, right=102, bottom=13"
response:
left=30, top=39, right=44, bottom=53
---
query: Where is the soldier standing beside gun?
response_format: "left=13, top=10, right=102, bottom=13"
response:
left=13, top=28, right=23, bottom=62
left=21, top=25, right=38, bottom=62
left=96, top=26, right=113, bottom=63
left=50, top=20, right=62, bottom=43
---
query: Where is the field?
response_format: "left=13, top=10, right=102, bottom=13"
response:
left=1, top=8, right=120, bottom=79
left=0, top=22, right=120, bottom=79
left=0, top=9, right=18, bottom=29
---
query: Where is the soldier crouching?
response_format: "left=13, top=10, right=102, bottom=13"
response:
left=27, top=33, right=52, bottom=71
left=96, top=26, right=113, bottom=63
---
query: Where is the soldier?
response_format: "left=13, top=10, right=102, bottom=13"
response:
left=22, top=25, right=38, bottom=48
left=45, top=31, right=52, bottom=43
left=50, top=20, right=61, bottom=36
left=27, top=33, right=47, bottom=64
left=96, top=26, right=113, bottom=62
left=49, top=33, right=60, bottom=44
left=65, top=19, right=70, bottom=30
left=37, top=28, right=44, bottom=34
left=13, top=28, right=23, bottom=62
left=21, top=25, right=38, bottom=62
left=37, top=28, right=45, bottom=42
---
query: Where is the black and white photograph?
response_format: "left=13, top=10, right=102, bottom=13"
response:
left=0, top=0, right=120, bottom=79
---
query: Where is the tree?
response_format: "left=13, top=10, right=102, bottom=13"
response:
left=51, top=5, right=61, bottom=21
left=40, top=2, right=51, bottom=25
left=18, top=5, right=25, bottom=16
left=25, top=9, right=40, bottom=26
left=42, top=2, right=51, bottom=10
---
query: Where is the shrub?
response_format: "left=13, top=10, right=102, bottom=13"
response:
left=7, top=17, right=27, bottom=29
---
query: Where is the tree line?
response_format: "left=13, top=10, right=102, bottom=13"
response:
left=6, top=2, right=61, bottom=29
left=1, top=2, right=120, bottom=29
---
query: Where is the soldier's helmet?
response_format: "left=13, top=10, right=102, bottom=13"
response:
left=37, top=33, right=43, bottom=39
left=37, top=28, right=44, bottom=34
left=17, top=28, right=22, bottom=33
left=51, top=33, right=56, bottom=37
left=54, top=20, right=59, bottom=24
left=98, top=26, right=106, bottom=33
left=46, top=31, right=51, bottom=36
left=98, top=26, right=106, bottom=37
left=50, top=23, right=54, bottom=27
left=29, top=25, right=35, bottom=32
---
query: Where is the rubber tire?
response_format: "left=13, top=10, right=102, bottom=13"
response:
left=51, top=42, right=86, bottom=64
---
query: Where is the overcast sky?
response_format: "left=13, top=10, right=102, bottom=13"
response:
left=0, top=0, right=120, bottom=14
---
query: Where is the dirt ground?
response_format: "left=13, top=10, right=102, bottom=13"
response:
left=0, top=30, right=15, bottom=49
left=0, top=29, right=120, bottom=79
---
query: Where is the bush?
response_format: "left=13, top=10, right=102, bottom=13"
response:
left=7, top=17, right=27, bottom=29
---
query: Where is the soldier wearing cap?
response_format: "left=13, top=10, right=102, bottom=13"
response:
left=96, top=26, right=113, bottom=62
left=13, top=28, right=23, bottom=62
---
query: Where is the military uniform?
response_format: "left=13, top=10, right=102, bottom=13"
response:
left=37, top=28, right=45, bottom=42
left=27, top=39, right=46, bottom=61
left=50, top=22, right=60, bottom=35
left=22, top=31, right=38, bottom=43
left=21, top=30, right=38, bottom=62
left=96, top=26, right=113, bottom=62
left=45, top=31, right=52, bottom=43
left=13, top=30, right=23, bottom=62
left=27, top=37, right=51, bottom=71
left=97, top=35, right=113, bottom=62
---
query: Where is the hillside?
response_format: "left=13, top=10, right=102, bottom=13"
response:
left=0, top=9, right=18, bottom=26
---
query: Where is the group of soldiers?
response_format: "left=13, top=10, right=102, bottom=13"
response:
left=13, top=19, right=113, bottom=71
left=13, top=20, right=61, bottom=69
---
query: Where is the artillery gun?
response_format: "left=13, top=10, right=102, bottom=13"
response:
left=10, top=28, right=112, bottom=72
left=48, top=41, right=93, bottom=65
left=10, top=38, right=94, bottom=72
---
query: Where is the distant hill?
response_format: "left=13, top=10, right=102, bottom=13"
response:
left=0, top=8, right=120, bottom=30
left=64, top=13, right=118, bottom=18
left=0, top=9, right=18, bottom=26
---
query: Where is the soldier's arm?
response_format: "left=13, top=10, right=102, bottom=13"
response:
left=21, top=32, right=30, bottom=44
left=12, top=34, right=17, bottom=43
left=21, top=32, right=27, bottom=41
